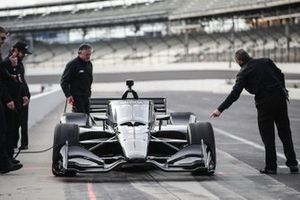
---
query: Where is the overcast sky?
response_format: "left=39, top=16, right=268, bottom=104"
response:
left=0, top=0, right=70, bottom=8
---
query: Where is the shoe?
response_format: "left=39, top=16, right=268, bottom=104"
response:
left=259, top=168, right=277, bottom=174
left=289, top=166, right=299, bottom=173
left=19, top=145, right=28, bottom=150
left=11, top=159, right=20, bottom=164
left=0, top=162, right=23, bottom=174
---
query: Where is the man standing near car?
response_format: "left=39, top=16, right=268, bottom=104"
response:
left=2, top=41, right=31, bottom=161
left=19, top=58, right=31, bottom=150
left=210, top=49, right=298, bottom=174
left=0, top=27, right=23, bottom=173
left=61, top=44, right=93, bottom=114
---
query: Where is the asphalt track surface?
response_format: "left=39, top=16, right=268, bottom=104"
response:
left=26, top=70, right=300, bottom=84
left=2, top=68, right=300, bottom=199
left=0, top=89, right=299, bottom=200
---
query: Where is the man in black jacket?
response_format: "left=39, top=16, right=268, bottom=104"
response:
left=2, top=41, right=31, bottom=161
left=19, top=58, right=31, bottom=150
left=0, top=27, right=23, bottom=174
left=210, top=49, right=298, bottom=174
left=61, top=44, right=93, bottom=114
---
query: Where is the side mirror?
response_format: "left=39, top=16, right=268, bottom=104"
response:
left=93, top=115, right=108, bottom=130
left=93, top=115, right=108, bottom=121
left=156, top=114, right=170, bottom=130
left=156, top=114, right=170, bottom=121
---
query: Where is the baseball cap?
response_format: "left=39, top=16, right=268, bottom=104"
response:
left=13, top=41, right=32, bottom=55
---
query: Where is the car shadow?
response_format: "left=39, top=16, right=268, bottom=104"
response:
left=55, top=167, right=217, bottom=183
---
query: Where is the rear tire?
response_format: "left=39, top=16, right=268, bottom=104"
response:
left=188, top=122, right=216, bottom=175
left=52, top=123, right=79, bottom=177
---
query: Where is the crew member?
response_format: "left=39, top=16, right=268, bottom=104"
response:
left=2, top=41, right=31, bottom=160
left=0, top=26, right=23, bottom=173
left=19, top=60, right=30, bottom=150
left=210, top=49, right=298, bottom=174
left=61, top=44, right=93, bottom=114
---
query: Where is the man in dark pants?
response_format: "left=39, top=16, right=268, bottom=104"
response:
left=61, top=44, right=93, bottom=114
left=19, top=60, right=30, bottom=150
left=2, top=41, right=31, bottom=161
left=0, top=26, right=23, bottom=174
left=20, top=104, right=29, bottom=150
left=210, top=49, right=298, bottom=174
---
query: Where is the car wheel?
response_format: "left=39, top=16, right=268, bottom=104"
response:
left=188, top=122, right=216, bottom=175
left=52, top=123, right=79, bottom=177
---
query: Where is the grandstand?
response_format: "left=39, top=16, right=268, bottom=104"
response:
left=0, top=0, right=300, bottom=67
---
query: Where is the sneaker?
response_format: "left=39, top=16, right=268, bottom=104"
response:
left=289, top=166, right=299, bottom=173
left=19, top=145, right=28, bottom=150
left=0, top=162, right=23, bottom=174
left=259, top=168, right=277, bottom=174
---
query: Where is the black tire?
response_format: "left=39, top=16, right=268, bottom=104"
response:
left=52, top=123, right=79, bottom=177
left=170, top=112, right=196, bottom=125
left=188, top=122, right=216, bottom=175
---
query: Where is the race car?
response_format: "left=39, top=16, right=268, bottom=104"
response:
left=52, top=80, right=216, bottom=177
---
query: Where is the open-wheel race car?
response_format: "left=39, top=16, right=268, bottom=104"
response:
left=52, top=80, right=216, bottom=177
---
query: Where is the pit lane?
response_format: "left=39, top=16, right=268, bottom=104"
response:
left=0, top=90, right=299, bottom=200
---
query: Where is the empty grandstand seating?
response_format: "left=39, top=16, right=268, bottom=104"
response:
left=0, top=0, right=183, bottom=31
left=1, top=0, right=299, bottom=66
left=21, top=23, right=300, bottom=69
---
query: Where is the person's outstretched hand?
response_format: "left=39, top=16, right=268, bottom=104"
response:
left=210, top=109, right=221, bottom=118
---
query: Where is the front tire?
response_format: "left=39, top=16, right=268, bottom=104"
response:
left=188, top=122, right=216, bottom=175
left=52, top=123, right=79, bottom=177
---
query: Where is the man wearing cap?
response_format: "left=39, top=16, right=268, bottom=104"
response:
left=1, top=41, right=31, bottom=161
left=16, top=42, right=31, bottom=150
left=0, top=27, right=23, bottom=174
left=61, top=44, right=93, bottom=114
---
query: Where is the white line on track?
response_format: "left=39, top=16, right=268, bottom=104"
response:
left=214, top=127, right=300, bottom=163
left=170, top=109, right=299, bottom=163
left=290, top=118, right=300, bottom=122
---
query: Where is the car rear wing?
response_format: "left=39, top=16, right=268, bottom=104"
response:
left=89, top=97, right=167, bottom=114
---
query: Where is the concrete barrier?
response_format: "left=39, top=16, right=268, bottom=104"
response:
left=28, top=88, right=65, bottom=128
